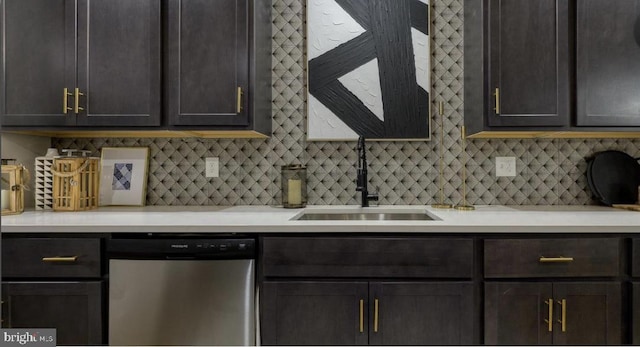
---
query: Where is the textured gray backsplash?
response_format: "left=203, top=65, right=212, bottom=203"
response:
left=53, top=0, right=640, bottom=206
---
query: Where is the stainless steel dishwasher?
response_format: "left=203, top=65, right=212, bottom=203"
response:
left=108, top=235, right=256, bottom=346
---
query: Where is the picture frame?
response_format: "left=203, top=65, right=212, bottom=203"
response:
left=306, top=0, right=431, bottom=141
left=99, top=147, right=149, bottom=206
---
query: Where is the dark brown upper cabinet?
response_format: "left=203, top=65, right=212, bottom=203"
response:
left=576, top=0, right=640, bottom=126
left=166, top=0, right=272, bottom=135
left=464, top=0, right=640, bottom=136
left=465, top=0, right=571, bottom=135
left=0, top=0, right=161, bottom=128
left=487, top=0, right=570, bottom=128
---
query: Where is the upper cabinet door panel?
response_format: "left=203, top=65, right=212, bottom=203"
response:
left=577, top=0, right=640, bottom=126
left=168, top=0, right=250, bottom=126
left=1, top=0, right=75, bottom=126
left=76, top=0, right=161, bottom=126
left=488, top=0, right=569, bottom=127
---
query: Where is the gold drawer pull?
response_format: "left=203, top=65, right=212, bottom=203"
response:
left=373, top=298, right=379, bottom=333
left=237, top=87, right=243, bottom=113
left=74, top=88, right=84, bottom=114
left=63, top=88, right=73, bottom=114
left=359, top=299, right=364, bottom=333
left=557, top=299, right=567, bottom=332
left=539, top=256, right=574, bottom=263
left=42, top=256, right=79, bottom=262
left=544, top=298, right=553, bottom=332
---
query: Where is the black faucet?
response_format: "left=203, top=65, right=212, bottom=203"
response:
left=356, top=136, right=379, bottom=207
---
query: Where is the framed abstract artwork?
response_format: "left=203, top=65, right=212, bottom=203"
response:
left=307, top=0, right=431, bottom=140
left=99, top=147, right=149, bottom=206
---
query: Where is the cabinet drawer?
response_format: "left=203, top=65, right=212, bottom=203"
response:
left=261, top=237, right=473, bottom=278
left=2, top=238, right=101, bottom=278
left=484, top=238, right=620, bottom=278
left=633, top=239, right=640, bottom=277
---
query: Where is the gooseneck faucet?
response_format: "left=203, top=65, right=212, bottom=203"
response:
left=356, top=136, right=379, bottom=207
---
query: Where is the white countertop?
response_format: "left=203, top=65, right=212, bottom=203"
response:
left=1, top=205, right=639, bottom=233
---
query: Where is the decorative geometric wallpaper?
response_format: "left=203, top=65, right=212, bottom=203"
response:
left=54, top=0, right=640, bottom=206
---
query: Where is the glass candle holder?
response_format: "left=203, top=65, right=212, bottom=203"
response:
left=282, top=165, right=307, bottom=208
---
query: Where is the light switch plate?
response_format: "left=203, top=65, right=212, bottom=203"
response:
left=495, top=157, right=516, bottom=177
left=205, top=157, right=219, bottom=178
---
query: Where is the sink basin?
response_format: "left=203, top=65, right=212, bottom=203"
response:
left=293, top=211, right=436, bottom=221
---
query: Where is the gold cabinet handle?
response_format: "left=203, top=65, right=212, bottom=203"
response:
left=557, top=299, right=567, bottom=332
left=359, top=299, right=364, bottom=333
left=539, top=256, right=574, bottom=263
left=74, top=88, right=84, bottom=114
left=373, top=298, right=379, bottom=333
left=42, top=256, right=79, bottom=262
left=63, top=88, right=73, bottom=114
left=544, top=298, right=553, bottom=332
left=237, top=87, right=243, bottom=113
left=493, top=87, right=500, bottom=114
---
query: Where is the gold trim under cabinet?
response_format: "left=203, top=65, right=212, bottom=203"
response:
left=3, top=130, right=270, bottom=139
left=467, top=131, right=640, bottom=139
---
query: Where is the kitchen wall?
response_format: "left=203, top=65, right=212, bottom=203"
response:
left=54, top=0, right=640, bottom=206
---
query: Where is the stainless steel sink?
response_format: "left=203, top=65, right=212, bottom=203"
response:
left=293, top=211, right=436, bottom=221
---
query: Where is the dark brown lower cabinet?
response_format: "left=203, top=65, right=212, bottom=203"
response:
left=485, top=282, right=621, bottom=345
left=369, top=282, right=474, bottom=345
left=1, top=282, right=103, bottom=346
left=261, top=281, right=474, bottom=345
left=485, top=282, right=553, bottom=345
left=634, top=283, right=640, bottom=345
left=261, top=281, right=369, bottom=345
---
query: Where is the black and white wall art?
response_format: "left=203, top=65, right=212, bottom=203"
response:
left=307, top=0, right=431, bottom=140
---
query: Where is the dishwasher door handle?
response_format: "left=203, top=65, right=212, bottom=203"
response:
left=165, top=256, right=197, bottom=260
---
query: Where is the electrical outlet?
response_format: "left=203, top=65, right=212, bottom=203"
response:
left=205, top=157, right=219, bottom=178
left=495, top=157, right=516, bottom=177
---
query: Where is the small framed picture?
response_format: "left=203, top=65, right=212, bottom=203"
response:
left=99, top=147, right=149, bottom=206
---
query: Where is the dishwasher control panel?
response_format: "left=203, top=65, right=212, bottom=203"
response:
left=108, top=237, right=256, bottom=260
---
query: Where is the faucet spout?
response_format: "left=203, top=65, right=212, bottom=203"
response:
left=355, top=136, right=378, bottom=207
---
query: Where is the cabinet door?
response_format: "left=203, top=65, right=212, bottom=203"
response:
left=634, top=283, right=640, bottom=345
left=75, top=0, right=161, bottom=127
left=576, top=0, right=640, bottom=126
left=0, top=0, right=75, bottom=127
left=369, top=282, right=475, bottom=345
left=487, top=0, right=569, bottom=127
left=552, top=282, right=621, bottom=345
left=167, top=0, right=249, bottom=127
left=1, top=282, right=103, bottom=345
left=261, top=281, right=368, bottom=345
left=485, top=282, right=553, bottom=345
left=633, top=239, right=640, bottom=277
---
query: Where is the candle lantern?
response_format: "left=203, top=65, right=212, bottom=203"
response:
left=282, top=164, right=307, bottom=208
left=1, top=159, right=27, bottom=216
left=51, top=149, right=100, bottom=212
